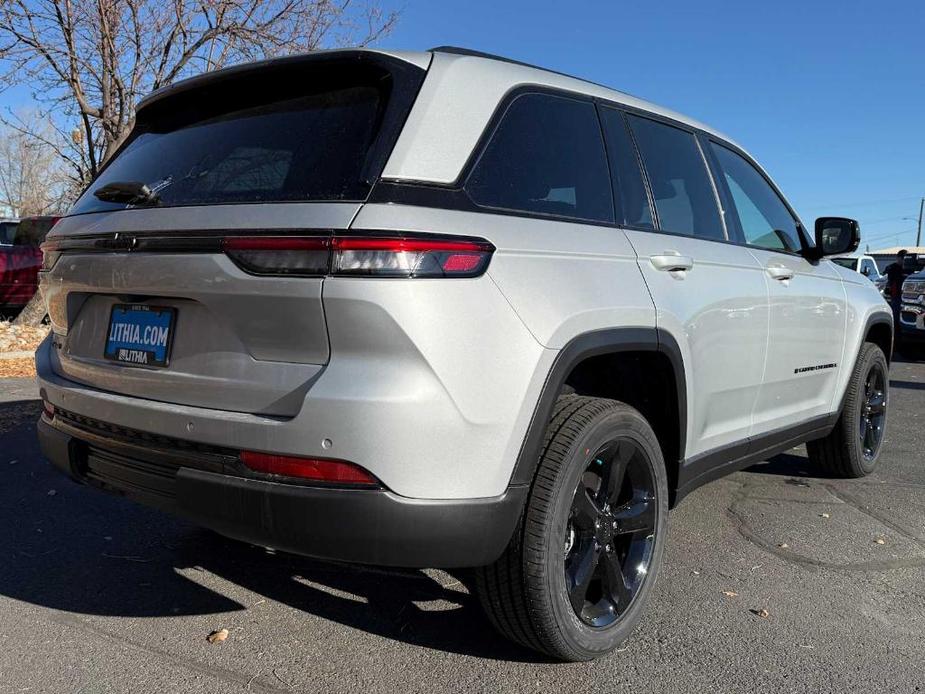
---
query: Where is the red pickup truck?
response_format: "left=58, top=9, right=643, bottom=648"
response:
left=0, top=217, right=58, bottom=312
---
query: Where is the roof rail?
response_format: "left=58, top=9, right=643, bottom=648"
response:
left=427, top=45, right=635, bottom=100
left=428, top=46, right=546, bottom=71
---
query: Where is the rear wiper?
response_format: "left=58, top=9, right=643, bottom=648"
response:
left=93, top=181, right=161, bottom=206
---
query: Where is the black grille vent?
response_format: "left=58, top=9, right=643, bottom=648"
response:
left=55, top=408, right=236, bottom=458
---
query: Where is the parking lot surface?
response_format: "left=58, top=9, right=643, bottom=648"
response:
left=1, top=358, right=924, bottom=693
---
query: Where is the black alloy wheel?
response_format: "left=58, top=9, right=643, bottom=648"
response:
left=564, top=439, right=657, bottom=627
left=859, top=360, right=887, bottom=461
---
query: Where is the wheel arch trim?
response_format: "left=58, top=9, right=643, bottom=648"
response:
left=507, top=327, right=687, bottom=488
left=836, top=310, right=894, bottom=415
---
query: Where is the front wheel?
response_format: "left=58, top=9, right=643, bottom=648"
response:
left=475, top=395, right=668, bottom=661
left=807, top=342, right=889, bottom=477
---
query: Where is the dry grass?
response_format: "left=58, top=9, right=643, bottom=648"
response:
left=0, top=357, right=35, bottom=379
left=0, top=320, right=49, bottom=354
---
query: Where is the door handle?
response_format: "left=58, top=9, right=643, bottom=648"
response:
left=766, top=264, right=795, bottom=281
left=650, top=253, right=694, bottom=272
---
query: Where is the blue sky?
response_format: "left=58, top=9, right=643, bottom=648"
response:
left=2, top=1, right=922, bottom=249
left=381, top=0, right=925, bottom=251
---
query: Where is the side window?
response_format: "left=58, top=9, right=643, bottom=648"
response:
left=709, top=142, right=802, bottom=253
left=466, top=93, right=614, bottom=223
left=861, top=258, right=877, bottom=276
left=599, top=107, right=654, bottom=229
left=626, top=115, right=724, bottom=240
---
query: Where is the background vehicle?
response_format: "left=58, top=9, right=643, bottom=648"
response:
left=899, top=270, right=925, bottom=359
left=0, top=218, right=18, bottom=245
left=832, top=254, right=882, bottom=282
left=35, top=47, right=892, bottom=661
left=0, top=216, right=57, bottom=313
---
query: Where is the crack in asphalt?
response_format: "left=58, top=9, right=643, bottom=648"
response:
left=726, top=476, right=925, bottom=573
left=50, top=613, right=289, bottom=694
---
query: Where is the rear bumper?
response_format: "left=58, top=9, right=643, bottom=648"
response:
left=38, top=415, right=526, bottom=568
left=899, top=303, right=925, bottom=344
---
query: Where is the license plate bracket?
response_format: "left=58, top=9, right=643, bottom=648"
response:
left=104, top=304, right=176, bottom=368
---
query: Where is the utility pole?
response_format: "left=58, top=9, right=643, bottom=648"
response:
left=918, top=197, right=924, bottom=248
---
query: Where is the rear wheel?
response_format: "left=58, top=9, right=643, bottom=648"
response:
left=475, top=395, right=668, bottom=661
left=807, top=343, right=889, bottom=477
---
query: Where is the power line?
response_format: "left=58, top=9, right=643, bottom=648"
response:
left=804, top=195, right=922, bottom=212
left=859, top=215, right=916, bottom=226
left=862, top=228, right=917, bottom=245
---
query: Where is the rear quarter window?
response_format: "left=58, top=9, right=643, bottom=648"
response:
left=465, top=92, right=614, bottom=224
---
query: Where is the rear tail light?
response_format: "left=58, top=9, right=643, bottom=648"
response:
left=38, top=218, right=63, bottom=271
left=41, top=244, right=61, bottom=271
left=223, top=233, right=494, bottom=278
left=240, top=450, right=379, bottom=487
left=223, top=236, right=330, bottom=275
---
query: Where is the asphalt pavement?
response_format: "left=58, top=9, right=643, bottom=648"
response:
left=1, top=359, right=924, bottom=693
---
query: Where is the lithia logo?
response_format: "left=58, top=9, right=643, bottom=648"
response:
left=794, top=362, right=837, bottom=374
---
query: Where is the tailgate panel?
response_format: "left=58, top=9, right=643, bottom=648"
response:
left=54, top=294, right=322, bottom=416
left=40, top=204, right=351, bottom=416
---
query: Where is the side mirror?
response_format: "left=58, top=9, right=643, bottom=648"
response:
left=813, top=217, right=860, bottom=258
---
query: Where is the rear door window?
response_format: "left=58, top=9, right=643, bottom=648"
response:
left=709, top=142, right=802, bottom=253
left=599, top=107, right=654, bottom=229
left=626, top=115, right=725, bottom=240
left=465, top=92, right=614, bottom=223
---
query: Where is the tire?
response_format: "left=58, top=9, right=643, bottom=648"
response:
left=807, top=342, right=889, bottom=478
left=475, top=395, right=668, bottom=661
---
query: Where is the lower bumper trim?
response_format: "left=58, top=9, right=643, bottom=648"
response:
left=38, top=417, right=526, bottom=568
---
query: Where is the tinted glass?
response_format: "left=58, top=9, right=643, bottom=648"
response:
left=72, top=76, right=390, bottom=214
left=861, top=259, right=877, bottom=276
left=627, top=115, right=724, bottom=239
left=710, top=143, right=801, bottom=252
left=13, top=218, right=55, bottom=245
left=466, top=93, right=614, bottom=223
left=0, top=221, right=17, bottom=245
left=599, top=108, right=654, bottom=229
left=831, top=258, right=856, bottom=270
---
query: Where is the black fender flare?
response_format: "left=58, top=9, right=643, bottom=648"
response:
left=507, top=327, right=687, bottom=487
left=834, top=310, right=894, bottom=415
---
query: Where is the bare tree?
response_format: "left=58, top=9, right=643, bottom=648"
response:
left=0, top=0, right=399, bottom=189
left=0, top=111, right=69, bottom=217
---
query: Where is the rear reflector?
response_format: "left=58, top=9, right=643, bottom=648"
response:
left=240, top=451, right=379, bottom=486
left=42, top=401, right=55, bottom=419
left=223, top=233, right=494, bottom=278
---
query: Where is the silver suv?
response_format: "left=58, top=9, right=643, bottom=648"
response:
left=36, top=47, right=893, bottom=661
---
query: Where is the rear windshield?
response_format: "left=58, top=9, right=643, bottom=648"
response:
left=71, top=58, right=422, bottom=215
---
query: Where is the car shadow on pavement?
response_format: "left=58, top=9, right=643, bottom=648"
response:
left=743, top=452, right=839, bottom=479
left=891, top=379, right=925, bottom=391
left=0, top=399, right=545, bottom=663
